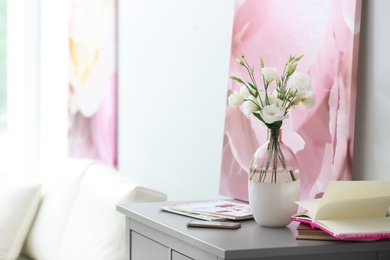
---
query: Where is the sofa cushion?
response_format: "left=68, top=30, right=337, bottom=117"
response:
left=21, top=158, right=94, bottom=260
left=57, top=163, right=166, bottom=260
left=16, top=255, right=33, bottom=260
left=0, top=176, right=41, bottom=260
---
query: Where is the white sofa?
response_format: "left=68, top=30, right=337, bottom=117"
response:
left=0, top=158, right=167, bottom=260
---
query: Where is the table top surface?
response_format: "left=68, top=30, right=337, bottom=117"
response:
left=117, top=200, right=390, bottom=259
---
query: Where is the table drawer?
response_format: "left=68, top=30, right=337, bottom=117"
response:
left=131, top=231, right=170, bottom=260
left=172, top=251, right=193, bottom=260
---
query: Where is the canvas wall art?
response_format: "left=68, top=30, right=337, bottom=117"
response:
left=220, top=0, right=362, bottom=201
left=68, top=0, right=117, bottom=167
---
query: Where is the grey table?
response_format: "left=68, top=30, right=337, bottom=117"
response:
left=117, top=201, right=390, bottom=260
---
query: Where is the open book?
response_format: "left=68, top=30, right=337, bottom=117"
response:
left=291, top=181, right=390, bottom=240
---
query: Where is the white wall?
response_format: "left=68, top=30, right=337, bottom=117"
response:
left=352, top=0, right=390, bottom=180
left=118, top=0, right=390, bottom=201
left=118, top=0, right=234, bottom=201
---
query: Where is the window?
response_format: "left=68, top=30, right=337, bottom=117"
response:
left=1, top=0, right=40, bottom=174
left=1, top=1, right=66, bottom=173
left=0, top=0, right=6, bottom=166
left=0, top=0, right=6, bottom=137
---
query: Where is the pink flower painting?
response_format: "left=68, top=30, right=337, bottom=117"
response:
left=68, top=0, right=117, bottom=167
left=220, top=0, right=362, bottom=201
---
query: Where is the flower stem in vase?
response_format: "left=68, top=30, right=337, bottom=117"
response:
left=249, top=128, right=299, bottom=184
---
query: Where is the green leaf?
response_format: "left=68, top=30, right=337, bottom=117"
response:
left=247, top=82, right=257, bottom=91
left=252, top=112, right=265, bottom=124
left=267, top=121, right=283, bottom=129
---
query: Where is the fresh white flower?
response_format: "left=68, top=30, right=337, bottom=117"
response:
left=260, top=103, right=288, bottom=124
left=300, top=90, right=316, bottom=109
left=242, top=95, right=260, bottom=116
left=228, top=54, right=315, bottom=128
left=274, top=97, right=284, bottom=108
left=268, top=89, right=278, bottom=104
left=228, top=90, right=244, bottom=107
left=258, top=94, right=266, bottom=106
left=287, top=71, right=312, bottom=98
left=260, top=90, right=283, bottom=107
left=240, top=85, right=250, bottom=99
left=262, top=67, right=279, bottom=83
left=228, top=54, right=315, bottom=183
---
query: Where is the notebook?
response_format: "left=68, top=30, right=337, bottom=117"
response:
left=291, top=181, right=390, bottom=240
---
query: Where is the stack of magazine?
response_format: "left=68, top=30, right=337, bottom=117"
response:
left=161, top=199, right=253, bottom=221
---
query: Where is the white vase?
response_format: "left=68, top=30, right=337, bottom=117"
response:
left=248, top=178, right=300, bottom=227
left=248, top=128, right=300, bottom=227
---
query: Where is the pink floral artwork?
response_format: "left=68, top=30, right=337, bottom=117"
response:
left=68, top=0, right=117, bottom=167
left=220, top=0, right=362, bottom=201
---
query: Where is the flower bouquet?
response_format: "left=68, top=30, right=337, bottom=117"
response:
left=228, top=54, right=316, bottom=183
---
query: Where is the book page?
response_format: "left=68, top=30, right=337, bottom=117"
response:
left=294, top=199, right=321, bottom=219
left=315, top=181, right=390, bottom=220
left=315, top=196, right=390, bottom=220
left=320, top=181, right=390, bottom=202
left=317, top=217, right=390, bottom=237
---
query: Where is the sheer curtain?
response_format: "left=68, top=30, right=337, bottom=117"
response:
left=6, top=0, right=40, bottom=176
left=38, top=0, right=68, bottom=161
left=5, top=0, right=68, bottom=176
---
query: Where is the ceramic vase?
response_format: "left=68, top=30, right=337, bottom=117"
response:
left=248, top=128, right=300, bottom=227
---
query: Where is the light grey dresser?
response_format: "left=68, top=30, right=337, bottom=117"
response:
left=117, top=201, right=390, bottom=260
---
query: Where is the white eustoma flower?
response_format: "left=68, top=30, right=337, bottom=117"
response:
left=260, top=103, right=288, bottom=124
left=228, top=90, right=244, bottom=107
left=242, top=95, right=260, bottom=116
left=261, top=67, right=279, bottom=83
left=287, top=71, right=312, bottom=98
left=268, top=89, right=278, bottom=104
left=240, top=85, right=250, bottom=99
left=260, top=90, right=282, bottom=107
left=300, top=90, right=316, bottom=109
left=228, top=55, right=316, bottom=129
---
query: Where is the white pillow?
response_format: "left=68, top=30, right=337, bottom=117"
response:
left=0, top=176, right=42, bottom=260
left=58, top=162, right=166, bottom=260
left=21, top=158, right=94, bottom=260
